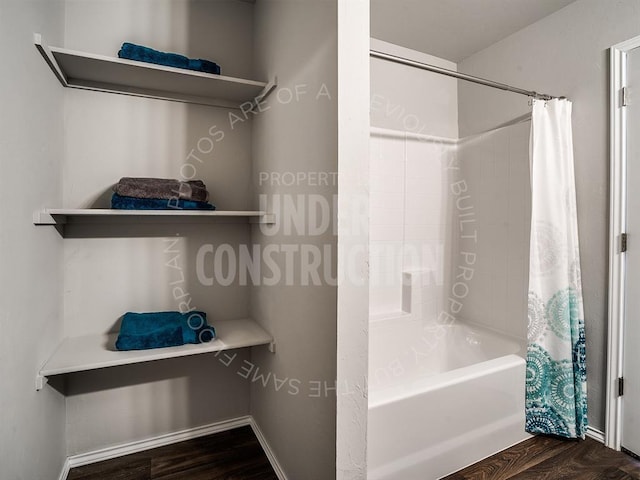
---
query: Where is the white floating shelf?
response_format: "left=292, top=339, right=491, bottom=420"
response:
left=34, top=209, right=275, bottom=226
left=37, top=318, right=274, bottom=389
left=34, top=33, right=276, bottom=109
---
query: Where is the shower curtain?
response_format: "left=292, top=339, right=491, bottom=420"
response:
left=525, top=99, right=587, bottom=439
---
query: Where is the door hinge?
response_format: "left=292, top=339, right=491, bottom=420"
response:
left=622, top=233, right=628, bottom=252
left=619, top=377, right=625, bottom=396
left=622, top=86, right=629, bottom=107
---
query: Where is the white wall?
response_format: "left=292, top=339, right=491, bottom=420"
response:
left=371, top=39, right=458, bottom=137
left=370, top=42, right=458, bottom=319
left=458, top=0, right=640, bottom=431
left=336, top=0, right=370, bottom=477
left=456, top=122, right=531, bottom=341
left=369, top=131, right=458, bottom=318
left=250, top=1, right=338, bottom=478
left=62, top=0, right=256, bottom=454
left=0, top=0, right=66, bottom=477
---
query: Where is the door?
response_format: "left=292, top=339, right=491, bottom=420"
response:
left=623, top=45, right=640, bottom=457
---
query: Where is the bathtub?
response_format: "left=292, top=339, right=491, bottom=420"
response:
left=367, top=315, right=530, bottom=480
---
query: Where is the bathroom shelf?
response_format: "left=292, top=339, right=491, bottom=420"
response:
left=36, top=318, right=274, bottom=390
left=34, top=209, right=275, bottom=226
left=34, top=33, right=277, bottom=109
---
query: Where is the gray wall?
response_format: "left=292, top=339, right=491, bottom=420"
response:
left=0, top=0, right=67, bottom=477
left=250, top=1, right=338, bottom=478
left=62, top=0, right=256, bottom=454
left=458, top=0, right=640, bottom=431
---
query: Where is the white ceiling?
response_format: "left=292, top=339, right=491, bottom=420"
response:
left=370, top=0, right=577, bottom=63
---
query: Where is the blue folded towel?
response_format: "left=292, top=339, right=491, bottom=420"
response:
left=111, top=193, right=215, bottom=210
left=118, top=42, right=221, bottom=75
left=115, top=311, right=216, bottom=351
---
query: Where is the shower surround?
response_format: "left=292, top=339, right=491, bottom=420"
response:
left=368, top=38, right=533, bottom=479
left=369, top=120, right=531, bottom=335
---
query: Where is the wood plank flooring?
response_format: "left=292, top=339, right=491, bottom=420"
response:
left=66, top=426, right=278, bottom=480
left=66, top=429, right=640, bottom=480
left=444, top=436, right=640, bottom=480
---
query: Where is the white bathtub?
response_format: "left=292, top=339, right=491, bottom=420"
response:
left=367, top=315, right=529, bottom=480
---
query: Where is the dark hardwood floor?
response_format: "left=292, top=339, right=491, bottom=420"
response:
left=67, top=429, right=640, bottom=480
left=444, top=436, right=640, bottom=480
left=66, top=426, right=278, bottom=480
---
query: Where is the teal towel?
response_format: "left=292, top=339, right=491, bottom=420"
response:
left=111, top=193, right=215, bottom=210
left=115, top=311, right=216, bottom=351
left=118, top=42, right=221, bottom=75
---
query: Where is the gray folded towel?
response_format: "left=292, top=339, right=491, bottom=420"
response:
left=113, top=177, right=210, bottom=202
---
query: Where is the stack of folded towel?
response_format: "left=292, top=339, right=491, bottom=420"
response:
left=118, top=42, right=221, bottom=75
left=115, top=311, right=216, bottom=351
left=112, top=177, right=215, bottom=210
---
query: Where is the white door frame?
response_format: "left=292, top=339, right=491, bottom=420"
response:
left=607, top=34, right=640, bottom=451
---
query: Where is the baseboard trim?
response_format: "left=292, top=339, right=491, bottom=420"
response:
left=58, top=416, right=287, bottom=480
left=61, top=416, right=253, bottom=478
left=56, top=419, right=606, bottom=480
left=587, top=426, right=606, bottom=444
left=249, top=417, right=289, bottom=480
left=57, top=458, right=70, bottom=480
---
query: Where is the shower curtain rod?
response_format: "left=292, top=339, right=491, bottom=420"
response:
left=370, top=49, right=557, bottom=101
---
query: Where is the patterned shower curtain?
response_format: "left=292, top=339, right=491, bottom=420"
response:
left=525, top=99, right=588, bottom=439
